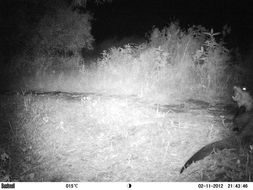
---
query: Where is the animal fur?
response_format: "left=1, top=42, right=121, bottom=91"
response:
left=180, top=137, right=240, bottom=174
left=232, top=86, right=253, bottom=112
left=232, top=86, right=252, bottom=132
left=180, top=86, right=253, bottom=174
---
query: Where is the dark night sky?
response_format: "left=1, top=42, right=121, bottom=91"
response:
left=89, top=0, right=253, bottom=45
left=0, top=0, right=253, bottom=61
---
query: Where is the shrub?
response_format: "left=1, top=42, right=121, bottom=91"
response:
left=95, top=22, right=234, bottom=103
left=31, top=7, right=93, bottom=57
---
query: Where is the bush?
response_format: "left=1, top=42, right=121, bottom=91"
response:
left=11, top=4, right=94, bottom=77
left=95, top=22, right=235, bottom=103
left=30, top=6, right=94, bottom=58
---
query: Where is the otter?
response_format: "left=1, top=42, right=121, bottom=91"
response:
left=180, top=86, right=253, bottom=174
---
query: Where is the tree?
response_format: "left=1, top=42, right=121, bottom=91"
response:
left=29, top=0, right=94, bottom=57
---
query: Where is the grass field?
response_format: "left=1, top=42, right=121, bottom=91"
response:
left=1, top=23, right=253, bottom=182
left=1, top=90, right=252, bottom=181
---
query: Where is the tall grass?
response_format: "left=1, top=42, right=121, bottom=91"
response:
left=91, top=23, right=236, bottom=103
left=9, top=20, right=242, bottom=104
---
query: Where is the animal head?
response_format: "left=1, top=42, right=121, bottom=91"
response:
left=232, top=86, right=253, bottom=111
left=232, top=86, right=247, bottom=101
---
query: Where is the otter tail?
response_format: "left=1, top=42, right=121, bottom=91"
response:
left=180, top=137, right=238, bottom=174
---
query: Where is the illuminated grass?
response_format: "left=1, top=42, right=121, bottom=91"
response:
left=1, top=92, right=251, bottom=182
left=1, top=22, right=251, bottom=182
left=9, top=23, right=239, bottom=105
